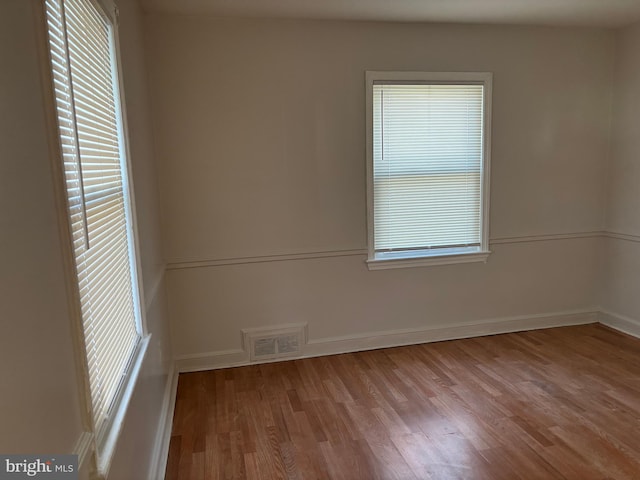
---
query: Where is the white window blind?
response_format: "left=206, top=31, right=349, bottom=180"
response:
left=44, top=0, right=141, bottom=444
left=367, top=72, right=492, bottom=268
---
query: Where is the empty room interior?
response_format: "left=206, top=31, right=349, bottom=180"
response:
left=4, top=0, right=640, bottom=478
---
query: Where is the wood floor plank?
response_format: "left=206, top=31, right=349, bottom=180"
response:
left=166, top=324, right=640, bottom=479
left=165, top=436, right=182, bottom=480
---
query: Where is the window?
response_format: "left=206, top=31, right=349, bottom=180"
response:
left=43, top=0, right=147, bottom=471
left=365, top=71, right=492, bottom=270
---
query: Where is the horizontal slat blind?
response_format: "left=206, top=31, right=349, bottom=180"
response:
left=373, top=83, right=484, bottom=252
left=44, top=0, right=140, bottom=441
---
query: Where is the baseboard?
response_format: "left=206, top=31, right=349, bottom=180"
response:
left=598, top=310, right=640, bottom=338
left=304, top=310, right=599, bottom=358
left=147, top=365, right=179, bottom=480
left=174, top=309, right=598, bottom=373
left=176, top=348, right=248, bottom=373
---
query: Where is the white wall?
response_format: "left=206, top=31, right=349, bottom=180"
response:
left=144, top=16, right=613, bottom=361
left=602, top=21, right=640, bottom=322
left=0, top=0, right=172, bottom=478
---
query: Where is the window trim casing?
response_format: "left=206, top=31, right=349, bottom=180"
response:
left=37, top=0, right=151, bottom=476
left=365, top=71, right=493, bottom=270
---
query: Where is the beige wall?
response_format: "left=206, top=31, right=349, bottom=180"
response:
left=602, top=21, right=640, bottom=320
left=0, top=0, right=83, bottom=453
left=0, top=0, right=172, bottom=478
left=167, top=239, right=602, bottom=355
left=144, top=16, right=613, bottom=358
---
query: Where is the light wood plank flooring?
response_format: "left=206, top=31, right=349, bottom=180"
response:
left=166, top=324, right=640, bottom=479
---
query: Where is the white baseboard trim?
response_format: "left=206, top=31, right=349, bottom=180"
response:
left=176, top=349, right=248, bottom=373
left=73, top=431, right=94, bottom=475
left=147, top=365, right=179, bottom=480
left=598, top=310, right=640, bottom=338
left=174, top=309, right=598, bottom=373
left=304, top=310, right=598, bottom=358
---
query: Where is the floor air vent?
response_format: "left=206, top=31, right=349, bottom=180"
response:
left=242, top=323, right=307, bottom=362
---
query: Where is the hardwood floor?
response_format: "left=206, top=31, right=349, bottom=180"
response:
left=165, top=324, right=640, bottom=479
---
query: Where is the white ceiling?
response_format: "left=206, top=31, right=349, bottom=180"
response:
left=141, top=0, right=640, bottom=28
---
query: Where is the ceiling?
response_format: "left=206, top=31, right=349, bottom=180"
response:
left=141, top=0, right=640, bottom=28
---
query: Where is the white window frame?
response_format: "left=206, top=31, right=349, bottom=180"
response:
left=40, top=0, right=150, bottom=476
left=365, top=71, right=493, bottom=270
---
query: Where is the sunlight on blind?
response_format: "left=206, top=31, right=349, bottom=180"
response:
left=44, top=0, right=140, bottom=442
left=373, top=83, right=484, bottom=252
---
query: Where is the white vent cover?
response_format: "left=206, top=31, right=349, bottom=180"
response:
left=242, top=323, right=307, bottom=362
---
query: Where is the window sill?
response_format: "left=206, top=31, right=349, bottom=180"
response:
left=367, top=248, right=491, bottom=270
